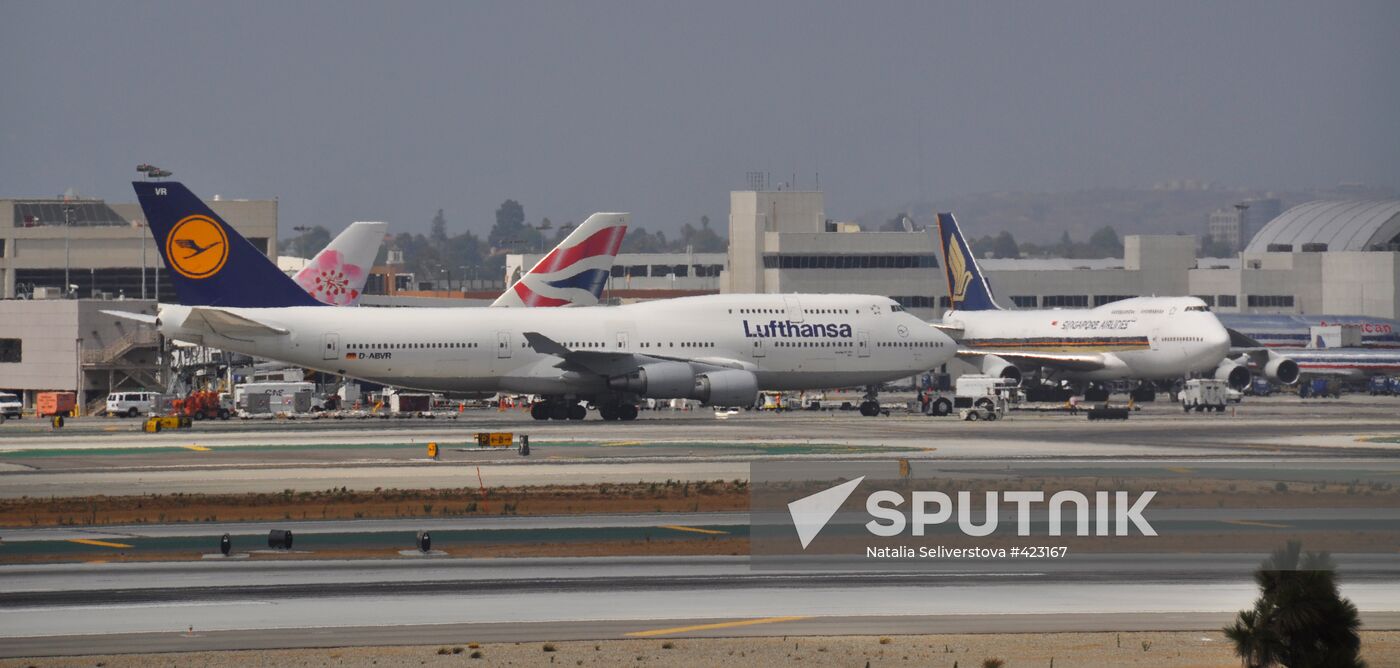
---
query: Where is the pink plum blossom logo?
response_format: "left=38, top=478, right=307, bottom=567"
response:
left=294, top=249, right=364, bottom=305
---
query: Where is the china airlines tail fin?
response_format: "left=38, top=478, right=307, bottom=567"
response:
left=492, top=213, right=628, bottom=307
left=292, top=221, right=386, bottom=306
left=132, top=181, right=323, bottom=307
left=935, top=212, right=1002, bottom=311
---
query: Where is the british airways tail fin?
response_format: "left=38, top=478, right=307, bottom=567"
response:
left=292, top=221, right=386, bottom=306
left=935, top=212, right=1001, bottom=311
left=492, top=213, right=628, bottom=307
left=132, top=181, right=323, bottom=307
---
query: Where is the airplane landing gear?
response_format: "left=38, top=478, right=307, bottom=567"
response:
left=1129, top=383, right=1157, bottom=403
left=1083, top=383, right=1110, bottom=402
left=859, top=386, right=882, bottom=417
left=597, top=402, right=638, bottom=421
left=530, top=402, right=550, bottom=421
left=549, top=402, right=570, bottom=420
left=531, top=398, right=589, bottom=421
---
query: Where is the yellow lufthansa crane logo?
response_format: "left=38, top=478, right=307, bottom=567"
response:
left=166, top=215, right=229, bottom=279
left=947, top=238, right=973, bottom=305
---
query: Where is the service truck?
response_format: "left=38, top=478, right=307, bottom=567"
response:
left=1181, top=379, right=1228, bottom=412
left=925, top=374, right=1017, bottom=418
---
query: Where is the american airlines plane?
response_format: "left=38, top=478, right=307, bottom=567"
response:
left=119, top=181, right=955, bottom=420
left=932, top=213, right=1277, bottom=401
left=1223, top=315, right=1399, bottom=383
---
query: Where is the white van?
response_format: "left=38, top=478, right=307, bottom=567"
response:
left=0, top=392, right=22, bottom=419
left=106, top=391, right=161, bottom=418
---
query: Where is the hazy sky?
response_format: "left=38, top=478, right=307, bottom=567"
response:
left=3, top=1, right=1397, bottom=237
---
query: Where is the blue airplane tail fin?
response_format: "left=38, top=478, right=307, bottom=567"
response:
left=935, top=212, right=1001, bottom=311
left=132, top=181, right=323, bottom=307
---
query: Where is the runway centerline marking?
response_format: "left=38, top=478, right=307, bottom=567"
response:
left=1221, top=519, right=1291, bottom=529
left=182, top=444, right=211, bottom=452
left=658, top=525, right=728, bottom=535
left=68, top=538, right=133, bottom=549
left=626, top=615, right=810, bottom=637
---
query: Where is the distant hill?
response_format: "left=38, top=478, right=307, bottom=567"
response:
left=855, top=184, right=1396, bottom=244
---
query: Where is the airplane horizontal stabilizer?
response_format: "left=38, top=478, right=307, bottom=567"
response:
left=186, top=307, right=289, bottom=338
left=100, top=310, right=158, bottom=325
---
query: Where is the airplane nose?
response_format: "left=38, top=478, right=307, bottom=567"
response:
left=1205, top=317, right=1231, bottom=359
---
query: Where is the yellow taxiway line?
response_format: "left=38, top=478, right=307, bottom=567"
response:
left=658, top=525, right=728, bottom=535
left=68, top=539, right=133, bottom=549
left=1221, top=519, right=1291, bottom=529
left=626, top=615, right=810, bottom=637
left=182, top=444, right=211, bottom=451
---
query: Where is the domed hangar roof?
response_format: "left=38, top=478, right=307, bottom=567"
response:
left=1245, top=200, right=1400, bottom=253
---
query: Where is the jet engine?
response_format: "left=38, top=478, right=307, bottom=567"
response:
left=979, top=355, right=1023, bottom=386
left=692, top=369, right=759, bottom=407
left=608, top=362, right=695, bottom=398
left=1262, top=353, right=1300, bottom=385
left=1213, top=358, right=1252, bottom=390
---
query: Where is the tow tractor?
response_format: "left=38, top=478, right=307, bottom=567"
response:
left=172, top=390, right=233, bottom=420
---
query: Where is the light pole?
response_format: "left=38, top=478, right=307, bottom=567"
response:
left=1233, top=202, right=1250, bottom=254
left=136, top=164, right=171, bottom=301
left=63, top=202, right=74, bottom=298
left=292, top=226, right=311, bottom=258
left=133, top=220, right=148, bottom=299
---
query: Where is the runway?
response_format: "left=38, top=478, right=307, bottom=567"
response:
left=2, top=556, right=1398, bottom=657
left=6, top=398, right=1400, bottom=498
left=2, top=399, right=1398, bottom=657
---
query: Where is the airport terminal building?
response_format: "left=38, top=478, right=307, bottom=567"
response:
left=0, top=194, right=277, bottom=300
left=719, top=191, right=1400, bottom=320
left=0, top=194, right=277, bottom=410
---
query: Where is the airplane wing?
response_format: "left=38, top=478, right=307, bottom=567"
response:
left=1227, top=328, right=1268, bottom=354
left=956, top=348, right=1108, bottom=372
left=523, top=331, right=753, bottom=376
left=1226, top=329, right=1287, bottom=369
left=100, top=310, right=158, bottom=325
left=184, top=307, right=289, bottom=338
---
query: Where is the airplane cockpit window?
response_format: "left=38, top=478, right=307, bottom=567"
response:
left=1184, top=305, right=1210, bottom=312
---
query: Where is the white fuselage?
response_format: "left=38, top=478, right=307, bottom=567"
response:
left=159, top=294, right=954, bottom=396
left=945, top=297, right=1230, bottom=381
